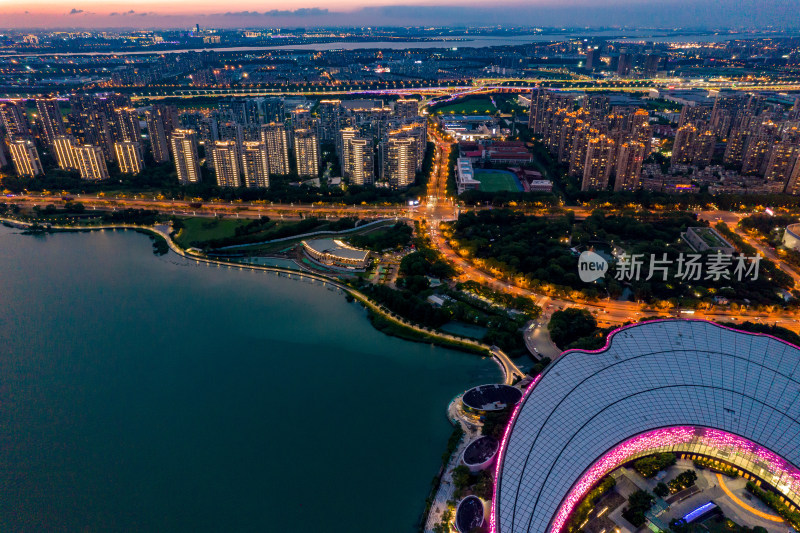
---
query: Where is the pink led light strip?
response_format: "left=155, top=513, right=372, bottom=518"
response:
left=489, top=319, right=800, bottom=533
left=489, top=374, right=541, bottom=533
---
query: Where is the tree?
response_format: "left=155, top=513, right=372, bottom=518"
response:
left=653, top=482, right=669, bottom=498
left=548, top=308, right=598, bottom=348
left=622, top=490, right=655, bottom=527
left=473, top=471, right=493, bottom=500
left=452, top=465, right=471, bottom=490
left=669, top=518, right=689, bottom=533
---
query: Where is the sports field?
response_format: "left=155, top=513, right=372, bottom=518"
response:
left=435, top=98, right=497, bottom=115
left=473, top=169, right=523, bottom=192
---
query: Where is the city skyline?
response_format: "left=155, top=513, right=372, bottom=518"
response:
left=4, top=0, right=800, bottom=29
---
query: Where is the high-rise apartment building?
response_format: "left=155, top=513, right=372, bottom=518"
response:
left=346, top=138, right=374, bottom=186
left=145, top=104, right=178, bottom=163
left=53, top=135, right=80, bottom=170
left=317, top=100, right=342, bottom=142
left=293, top=128, right=320, bottom=178
left=584, top=48, right=597, bottom=70
left=35, top=99, right=66, bottom=145
left=581, top=134, right=616, bottom=191
left=338, top=127, right=359, bottom=176
left=241, top=141, right=270, bottom=189
left=678, top=105, right=712, bottom=128
left=115, top=141, right=145, bottom=174
left=764, top=141, right=800, bottom=184
left=741, top=120, right=778, bottom=175
left=212, top=140, right=241, bottom=187
left=614, top=141, right=647, bottom=191
left=644, top=54, right=660, bottom=77
left=529, top=89, right=574, bottom=135
left=291, top=108, right=317, bottom=133
left=710, top=93, right=748, bottom=139
left=260, top=122, right=290, bottom=175
left=261, top=98, right=285, bottom=124
left=114, top=107, right=141, bottom=143
left=616, top=51, right=632, bottom=76
left=9, top=139, right=43, bottom=177
left=170, top=129, right=202, bottom=185
left=0, top=102, right=30, bottom=139
left=672, top=124, right=698, bottom=165
left=782, top=154, right=800, bottom=195
left=75, top=145, right=110, bottom=181
left=568, top=123, right=598, bottom=178
left=394, top=99, right=419, bottom=120
left=584, top=95, right=610, bottom=121
left=383, top=135, right=416, bottom=188
left=692, top=129, right=716, bottom=168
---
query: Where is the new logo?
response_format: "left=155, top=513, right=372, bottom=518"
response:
left=578, top=251, right=608, bottom=283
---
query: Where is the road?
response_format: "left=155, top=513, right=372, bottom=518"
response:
left=698, top=209, right=800, bottom=288
left=420, top=134, right=800, bottom=338
left=7, top=157, right=800, bottom=339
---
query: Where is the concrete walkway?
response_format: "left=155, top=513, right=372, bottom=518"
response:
left=424, top=397, right=482, bottom=533
left=716, top=473, right=783, bottom=523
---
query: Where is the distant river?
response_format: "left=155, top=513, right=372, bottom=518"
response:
left=3, top=31, right=795, bottom=57
left=0, top=226, right=499, bottom=532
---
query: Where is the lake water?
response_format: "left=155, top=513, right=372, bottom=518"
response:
left=0, top=226, right=499, bottom=532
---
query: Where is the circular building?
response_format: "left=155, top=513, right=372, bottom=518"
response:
left=462, top=436, right=500, bottom=473
left=783, top=223, right=800, bottom=251
left=493, top=319, right=800, bottom=533
left=456, top=495, right=485, bottom=533
left=462, top=384, right=522, bottom=416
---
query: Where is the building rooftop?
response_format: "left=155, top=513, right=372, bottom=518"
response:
left=463, top=384, right=522, bottom=412
left=494, top=319, right=800, bottom=533
left=302, top=238, right=370, bottom=262
left=456, top=495, right=485, bottom=533
left=463, top=436, right=500, bottom=466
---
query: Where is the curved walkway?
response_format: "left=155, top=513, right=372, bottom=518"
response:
left=1, top=217, right=524, bottom=382
left=716, top=474, right=783, bottom=523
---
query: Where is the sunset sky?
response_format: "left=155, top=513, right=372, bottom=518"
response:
left=2, top=0, right=798, bottom=29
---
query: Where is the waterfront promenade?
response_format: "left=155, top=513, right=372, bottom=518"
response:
left=0, top=217, right=525, bottom=384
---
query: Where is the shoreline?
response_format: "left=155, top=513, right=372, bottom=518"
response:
left=1, top=216, right=516, bottom=533
left=0, top=216, right=520, bottom=378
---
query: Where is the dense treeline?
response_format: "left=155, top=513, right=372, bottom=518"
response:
left=740, top=214, right=798, bottom=236
left=452, top=209, right=792, bottom=306
left=717, top=321, right=800, bottom=346
left=452, top=209, right=576, bottom=284
left=348, top=223, right=412, bottom=251
left=101, top=208, right=160, bottom=225
left=715, top=222, right=794, bottom=290
left=548, top=308, right=605, bottom=350
left=360, top=284, right=450, bottom=328
left=399, top=248, right=455, bottom=279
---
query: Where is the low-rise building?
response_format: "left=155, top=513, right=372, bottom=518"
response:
left=301, top=238, right=371, bottom=270
left=682, top=227, right=735, bottom=254
left=456, top=158, right=481, bottom=194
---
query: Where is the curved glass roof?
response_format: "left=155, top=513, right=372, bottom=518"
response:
left=494, top=319, right=800, bottom=533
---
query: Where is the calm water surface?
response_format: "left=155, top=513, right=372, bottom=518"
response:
left=0, top=227, right=498, bottom=532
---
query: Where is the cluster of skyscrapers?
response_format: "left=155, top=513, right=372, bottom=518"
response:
left=177, top=96, right=424, bottom=188
left=530, top=87, right=800, bottom=195
left=672, top=93, right=800, bottom=194
left=0, top=94, right=424, bottom=190
left=530, top=90, right=652, bottom=192
left=0, top=94, right=176, bottom=182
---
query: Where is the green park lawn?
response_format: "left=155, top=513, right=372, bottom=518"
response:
left=435, top=98, right=497, bottom=115
left=173, top=217, right=251, bottom=248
